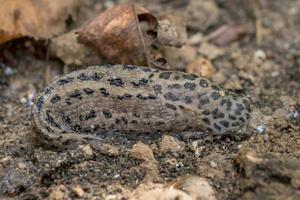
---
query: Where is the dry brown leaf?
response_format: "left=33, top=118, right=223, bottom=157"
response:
left=0, top=0, right=80, bottom=44
left=78, top=5, right=158, bottom=66
left=157, top=15, right=186, bottom=47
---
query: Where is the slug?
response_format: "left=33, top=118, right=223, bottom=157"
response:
left=32, top=64, right=251, bottom=147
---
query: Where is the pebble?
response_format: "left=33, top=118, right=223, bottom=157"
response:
left=160, top=135, right=185, bottom=153
left=100, top=143, right=119, bottom=157
left=48, top=185, right=70, bottom=200
left=186, top=57, right=214, bottom=79
left=79, top=144, right=94, bottom=157
left=130, top=142, right=155, bottom=161
left=254, top=49, right=266, bottom=61
left=71, top=185, right=85, bottom=197
left=170, top=175, right=217, bottom=200
left=140, top=188, right=192, bottom=200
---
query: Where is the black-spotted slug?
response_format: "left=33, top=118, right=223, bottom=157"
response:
left=32, top=64, right=251, bottom=147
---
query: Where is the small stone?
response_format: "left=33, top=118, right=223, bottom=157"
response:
left=160, top=135, right=185, bottom=153
left=130, top=142, right=155, bottom=161
left=140, top=188, right=192, bottom=200
left=79, top=144, right=94, bottom=157
left=254, top=49, right=266, bottom=61
left=170, top=176, right=217, bottom=200
left=48, top=185, right=69, bottom=200
left=100, top=144, right=119, bottom=157
left=72, top=185, right=85, bottom=197
left=186, top=57, right=214, bottom=79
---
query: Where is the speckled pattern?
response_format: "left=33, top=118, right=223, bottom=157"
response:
left=32, top=64, right=251, bottom=146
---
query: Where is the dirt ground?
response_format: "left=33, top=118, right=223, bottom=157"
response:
left=0, top=0, right=299, bottom=199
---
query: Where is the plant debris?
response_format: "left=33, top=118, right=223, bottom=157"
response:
left=0, top=0, right=80, bottom=44
left=78, top=4, right=186, bottom=68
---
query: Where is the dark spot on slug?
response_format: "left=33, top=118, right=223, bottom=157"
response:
left=69, top=90, right=82, bottom=100
left=115, top=118, right=121, bottom=124
left=183, top=74, right=197, bottom=80
left=77, top=73, right=90, bottom=81
left=220, top=120, right=229, bottom=128
left=159, top=72, right=172, bottom=79
left=163, top=92, right=179, bottom=101
left=184, top=82, right=197, bottom=91
left=198, top=96, right=210, bottom=106
left=165, top=103, right=177, bottom=110
left=99, top=88, right=110, bottom=97
left=168, top=84, right=181, bottom=89
left=62, top=115, right=72, bottom=124
left=148, top=73, right=154, bottom=79
left=228, top=114, right=236, bottom=120
left=212, top=108, right=225, bottom=119
left=199, top=79, right=209, bottom=88
left=202, top=118, right=211, bottom=125
left=121, top=117, right=128, bottom=124
left=174, top=75, right=180, bottom=80
left=213, top=123, right=222, bottom=131
left=153, top=84, right=162, bottom=94
left=85, top=110, right=96, bottom=120
left=243, top=99, right=251, bottom=112
left=202, top=110, right=210, bottom=115
left=184, top=96, right=193, bottom=104
left=155, top=121, right=165, bottom=126
left=239, top=117, right=245, bottom=123
left=131, top=78, right=148, bottom=87
left=50, top=95, right=61, bottom=104
left=108, top=77, right=124, bottom=87
left=91, top=73, right=103, bottom=81
left=36, top=96, right=44, bottom=111
left=133, top=113, right=140, bottom=118
left=141, top=67, right=152, bottom=72
left=117, top=93, right=132, bottom=100
left=45, top=111, right=61, bottom=129
left=103, top=109, right=112, bottom=118
left=123, top=64, right=137, bottom=70
left=136, top=94, right=147, bottom=100
left=44, top=86, right=54, bottom=95
left=210, top=92, right=220, bottom=100
left=65, top=98, right=72, bottom=105
left=83, top=88, right=94, bottom=95
left=232, top=122, right=240, bottom=127
left=220, top=99, right=232, bottom=110
left=72, top=124, right=82, bottom=131
left=91, top=125, right=100, bottom=131
left=57, top=77, right=74, bottom=86
left=235, top=103, right=245, bottom=115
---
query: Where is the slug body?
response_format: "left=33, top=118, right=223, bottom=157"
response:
left=32, top=64, right=251, bottom=146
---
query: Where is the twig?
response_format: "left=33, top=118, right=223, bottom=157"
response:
left=133, top=4, right=150, bottom=67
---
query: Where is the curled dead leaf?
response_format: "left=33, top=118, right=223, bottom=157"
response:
left=0, top=0, right=80, bottom=44
left=78, top=5, right=158, bottom=66
left=78, top=5, right=187, bottom=68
